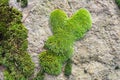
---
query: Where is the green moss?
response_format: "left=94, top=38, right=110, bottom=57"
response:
left=4, top=70, right=27, bottom=80
left=115, top=0, right=120, bottom=8
left=15, top=52, right=35, bottom=77
left=39, top=51, right=62, bottom=75
left=50, top=8, right=92, bottom=40
left=64, top=8, right=92, bottom=40
left=0, top=0, right=9, bottom=5
left=45, top=29, right=75, bottom=56
left=17, top=0, right=20, bottom=2
left=0, top=5, right=22, bottom=27
left=50, top=9, right=68, bottom=34
left=4, top=70, right=15, bottom=80
left=21, top=0, right=28, bottom=8
left=39, top=8, right=92, bottom=76
left=64, top=59, right=72, bottom=76
left=16, top=0, right=28, bottom=8
left=0, top=2, right=35, bottom=80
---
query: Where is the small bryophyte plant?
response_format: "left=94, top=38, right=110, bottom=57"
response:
left=17, top=0, right=28, bottom=8
left=39, top=8, right=92, bottom=77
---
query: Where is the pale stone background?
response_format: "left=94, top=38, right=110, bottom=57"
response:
left=0, top=0, right=120, bottom=80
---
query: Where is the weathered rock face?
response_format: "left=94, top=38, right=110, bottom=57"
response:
left=0, top=0, right=119, bottom=80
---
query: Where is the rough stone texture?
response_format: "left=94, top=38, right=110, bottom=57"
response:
left=0, top=0, right=119, bottom=80
left=0, top=72, right=3, bottom=80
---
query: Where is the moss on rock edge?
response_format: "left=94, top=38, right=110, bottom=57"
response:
left=0, top=1, right=34, bottom=80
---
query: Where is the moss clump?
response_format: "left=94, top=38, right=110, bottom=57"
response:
left=45, top=29, right=75, bottom=56
left=67, top=8, right=92, bottom=40
left=21, top=0, right=28, bottom=8
left=50, top=9, right=92, bottom=40
left=4, top=70, right=27, bottom=80
left=16, top=0, right=28, bottom=8
left=50, top=9, right=68, bottom=34
left=115, top=0, right=120, bottom=8
left=39, top=8, right=92, bottom=77
left=0, top=1, right=34, bottom=80
left=0, top=0, right=9, bottom=5
left=64, top=59, right=72, bottom=76
left=39, top=51, right=62, bottom=75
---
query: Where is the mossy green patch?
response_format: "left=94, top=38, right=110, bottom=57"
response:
left=16, top=0, right=28, bottom=8
left=64, top=59, right=72, bottom=76
left=64, top=8, right=92, bottom=40
left=45, top=29, right=75, bottom=55
left=0, top=0, right=9, bottom=5
left=21, top=0, right=28, bottom=8
left=39, top=8, right=92, bottom=78
left=0, top=1, right=34, bottom=80
left=115, top=0, right=120, bottom=8
left=39, top=51, right=62, bottom=75
left=50, top=9, right=68, bottom=34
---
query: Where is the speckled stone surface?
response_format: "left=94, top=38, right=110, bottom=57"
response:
left=0, top=0, right=119, bottom=80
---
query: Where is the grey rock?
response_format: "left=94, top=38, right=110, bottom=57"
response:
left=0, top=71, right=3, bottom=80
left=0, top=0, right=119, bottom=80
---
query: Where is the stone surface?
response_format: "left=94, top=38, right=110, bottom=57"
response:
left=0, top=0, right=120, bottom=80
left=0, top=72, right=3, bottom=80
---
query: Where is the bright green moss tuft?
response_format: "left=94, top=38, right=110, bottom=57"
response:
left=115, top=0, right=120, bottom=8
left=39, top=8, right=92, bottom=77
left=45, top=29, right=75, bottom=56
left=64, top=8, right=92, bottom=40
left=39, top=51, right=62, bottom=75
left=50, top=8, right=92, bottom=40
left=50, top=9, right=68, bottom=34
